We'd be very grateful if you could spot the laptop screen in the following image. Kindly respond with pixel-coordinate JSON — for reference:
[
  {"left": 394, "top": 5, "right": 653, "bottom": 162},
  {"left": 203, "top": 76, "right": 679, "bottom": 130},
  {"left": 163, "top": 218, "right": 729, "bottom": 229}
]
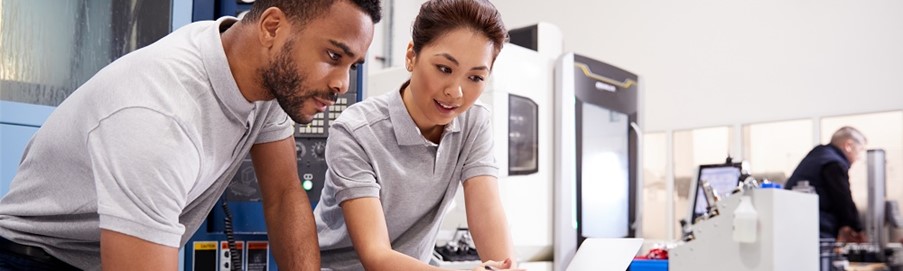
[{"left": 566, "top": 238, "right": 643, "bottom": 271}]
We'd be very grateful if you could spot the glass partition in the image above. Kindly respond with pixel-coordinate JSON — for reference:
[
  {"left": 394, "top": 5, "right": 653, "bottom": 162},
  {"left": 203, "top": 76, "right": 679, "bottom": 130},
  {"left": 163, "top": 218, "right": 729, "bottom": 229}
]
[
  {"left": 641, "top": 132, "right": 668, "bottom": 239},
  {"left": 0, "top": 0, "right": 170, "bottom": 106},
  {"left": 672, "top": 126, "right": 732, "bottom": 236},
  {"left": 742, "top": 119, "right": 814, "bottom": 184},
  {"left": 821, "top": 111, "right": 903, "bottom": 238}
]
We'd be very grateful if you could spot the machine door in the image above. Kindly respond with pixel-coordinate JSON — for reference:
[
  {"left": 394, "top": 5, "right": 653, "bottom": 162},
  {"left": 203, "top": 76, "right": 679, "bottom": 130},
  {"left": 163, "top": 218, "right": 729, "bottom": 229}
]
[{"left": 572, "top": 53, "right": 639, "bottom": 243}]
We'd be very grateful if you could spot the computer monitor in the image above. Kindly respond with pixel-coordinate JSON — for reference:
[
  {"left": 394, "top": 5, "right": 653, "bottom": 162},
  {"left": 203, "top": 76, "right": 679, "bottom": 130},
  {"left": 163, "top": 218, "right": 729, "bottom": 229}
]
[{"left": 689, "top": 163, "right": 742, "bottom": 224}]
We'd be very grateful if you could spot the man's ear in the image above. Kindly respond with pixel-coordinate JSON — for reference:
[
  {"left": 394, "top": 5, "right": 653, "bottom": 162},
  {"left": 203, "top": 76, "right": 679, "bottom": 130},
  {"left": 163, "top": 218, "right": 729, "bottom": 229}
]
[
  {"left": 257, "top": 7, "right": 288, "bottom": 49},
  {"left": 844, "top": 139, "right": 855, "bottom": 153}
]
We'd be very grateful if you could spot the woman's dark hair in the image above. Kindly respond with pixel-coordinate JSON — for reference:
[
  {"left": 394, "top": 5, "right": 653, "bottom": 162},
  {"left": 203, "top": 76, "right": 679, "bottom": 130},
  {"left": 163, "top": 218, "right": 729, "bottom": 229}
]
[{"left": 412, "top": 0, "right": 508, "bottom": 62}]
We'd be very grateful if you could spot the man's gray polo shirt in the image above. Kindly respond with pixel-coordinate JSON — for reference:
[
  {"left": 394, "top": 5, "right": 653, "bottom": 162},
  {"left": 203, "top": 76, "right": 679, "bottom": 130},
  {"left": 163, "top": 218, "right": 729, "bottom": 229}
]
[
  {"left": 314, "top": 88, "right": 498, "bottom": 270},
  {"left": 0, "top": 17, "right": 293, "bottom": 270}
]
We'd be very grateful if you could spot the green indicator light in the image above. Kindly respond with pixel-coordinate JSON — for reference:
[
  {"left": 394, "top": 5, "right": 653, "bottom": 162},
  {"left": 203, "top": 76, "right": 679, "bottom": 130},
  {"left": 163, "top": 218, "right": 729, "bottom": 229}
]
[{"left": 302, "top": 180, "right": 313, "bottom": 191}]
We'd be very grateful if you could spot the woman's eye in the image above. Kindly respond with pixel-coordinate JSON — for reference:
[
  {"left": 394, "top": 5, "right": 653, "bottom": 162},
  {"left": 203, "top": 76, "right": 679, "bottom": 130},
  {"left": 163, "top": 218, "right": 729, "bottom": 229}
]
[
  {"left": 437, "top": 65, "right": 452, "bottom": 74},
  {"left": 469, "top": 75, "right": 485, "bottom": 82}
]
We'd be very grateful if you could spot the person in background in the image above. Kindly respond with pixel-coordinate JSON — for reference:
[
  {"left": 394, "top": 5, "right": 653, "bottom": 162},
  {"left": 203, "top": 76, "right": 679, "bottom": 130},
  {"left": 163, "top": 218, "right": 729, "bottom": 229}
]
[
  {"left": 313, "top": 0, "right": 520, "bottom": 270},
  {"left": 785, "top": 126, "right": 868, "bottom": 242},
  {"left": 0, "top": 0, "right": 380, "bottom": 270}
]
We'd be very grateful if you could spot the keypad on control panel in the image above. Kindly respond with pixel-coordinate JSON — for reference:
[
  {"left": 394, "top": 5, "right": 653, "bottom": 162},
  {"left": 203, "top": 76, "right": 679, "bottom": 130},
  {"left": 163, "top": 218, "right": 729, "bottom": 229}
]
[{"left": 294, "top": 97, "right": 351, "bottom": 137}]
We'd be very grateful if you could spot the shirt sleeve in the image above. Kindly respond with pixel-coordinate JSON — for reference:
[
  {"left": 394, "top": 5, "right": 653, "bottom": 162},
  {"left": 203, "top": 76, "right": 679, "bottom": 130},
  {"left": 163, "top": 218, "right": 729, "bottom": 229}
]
[
  {"left": 461, "top": 115, "right": 499, "bottom": 182},
  {"left": 87, "top": 108, "right": 201, "bottom": 247},
  {"left": 821, "top": 162, "right": 863, "bottom": 232},
  {"left": 324, "top": 123, "right": 380, "bottom": 204},
  {"left": 254, "top": 106, "right": 294, "bottom": 144}
]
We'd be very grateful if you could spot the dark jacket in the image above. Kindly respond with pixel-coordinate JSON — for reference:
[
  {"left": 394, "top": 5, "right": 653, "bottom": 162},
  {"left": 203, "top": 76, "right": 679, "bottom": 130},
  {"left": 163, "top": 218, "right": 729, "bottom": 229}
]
[{"left": 785, "top": 144, "right": 860, "bottom": 239}]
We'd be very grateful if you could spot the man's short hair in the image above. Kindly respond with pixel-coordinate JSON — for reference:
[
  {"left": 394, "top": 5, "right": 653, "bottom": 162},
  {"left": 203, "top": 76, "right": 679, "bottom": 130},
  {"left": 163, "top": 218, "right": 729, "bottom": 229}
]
[
  {"left": 242, "top": 0, "right": 382, "bottom": 25},
  {"left": 830, "top": 126, "right": 867, "bottom": 146}
]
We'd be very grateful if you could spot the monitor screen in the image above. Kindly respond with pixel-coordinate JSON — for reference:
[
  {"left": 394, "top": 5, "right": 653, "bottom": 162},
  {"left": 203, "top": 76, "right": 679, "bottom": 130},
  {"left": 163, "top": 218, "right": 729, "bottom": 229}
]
[{"left": 690, "top": 164, "right": 742, "bottom": 223}]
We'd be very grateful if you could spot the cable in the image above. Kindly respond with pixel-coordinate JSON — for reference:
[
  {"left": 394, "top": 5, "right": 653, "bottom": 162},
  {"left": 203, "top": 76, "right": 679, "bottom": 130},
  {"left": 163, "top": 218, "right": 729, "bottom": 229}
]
[{"left": 222, "top": 201, "right": 242, "bottom": 271}]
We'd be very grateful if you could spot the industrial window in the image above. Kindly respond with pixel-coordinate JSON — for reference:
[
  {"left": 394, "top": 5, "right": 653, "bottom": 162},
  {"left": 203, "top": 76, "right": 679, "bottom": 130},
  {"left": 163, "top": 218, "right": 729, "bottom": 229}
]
[
  {"left": 641, "top": 132, "right": 668, "bottom": 239},
  {"left": 742, "top": 119, "right": 814, "bottom": 184},
  {"left": 821, "top": 111, "right": 903, "bottom": 239},
  {"left": 671, "top": 126, "right": 733, "bottom": 237}
]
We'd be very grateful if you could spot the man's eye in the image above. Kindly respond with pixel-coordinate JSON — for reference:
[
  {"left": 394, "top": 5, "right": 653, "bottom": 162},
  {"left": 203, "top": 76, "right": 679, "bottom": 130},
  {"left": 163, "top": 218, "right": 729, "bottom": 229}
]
[
  {"left": 328, "top": 51, "right": 340, "bottom": 61},
  {"left": 350, "top": 63, "right": 359, "bottom": 70}
]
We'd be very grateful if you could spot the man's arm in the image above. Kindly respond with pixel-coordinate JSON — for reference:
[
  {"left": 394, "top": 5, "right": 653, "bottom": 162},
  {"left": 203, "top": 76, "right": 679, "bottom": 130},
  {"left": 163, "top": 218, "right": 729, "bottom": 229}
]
[
  {"left": 101, "top": 230, "right": 178, "bottom": 270},
  {"left": 89, "top": 108, "right": 200, "bottom": 270},
  {"left": 821, "top": 162, "right": 864, "bottom": 232},
  {"left": 463, "top": 175, "right": 516, "bottom": 265},
  {"left": 251, "top": 137, "right": 319, "bottom": 270}
]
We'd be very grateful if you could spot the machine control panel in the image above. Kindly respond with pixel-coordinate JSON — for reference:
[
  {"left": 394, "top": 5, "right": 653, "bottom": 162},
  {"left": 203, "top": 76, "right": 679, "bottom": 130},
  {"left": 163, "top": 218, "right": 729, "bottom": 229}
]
[
  {"left": 220, "top": 241, "right": 244, "bottom": 271},
  {"left": 294, "top": 97, "right": 351, "bottom": 137},
  {"left": 294, "top": 93, "right": 357, "bottom": 206},
  {"left": 225, "top": 91, "right": 358, "bottom": 207}
]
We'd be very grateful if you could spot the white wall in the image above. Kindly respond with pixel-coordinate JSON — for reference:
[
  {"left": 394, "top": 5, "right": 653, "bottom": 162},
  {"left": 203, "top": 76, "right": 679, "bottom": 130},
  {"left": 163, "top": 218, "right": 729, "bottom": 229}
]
[
  {"left": 490, "top": 0, "right": 903, "bottom": 132},
  {"left": 369, "top": 0, "right": 903, "bottom": 253},
  {"left": 368, "top": 0, "right": 427, "bottom": 73}
]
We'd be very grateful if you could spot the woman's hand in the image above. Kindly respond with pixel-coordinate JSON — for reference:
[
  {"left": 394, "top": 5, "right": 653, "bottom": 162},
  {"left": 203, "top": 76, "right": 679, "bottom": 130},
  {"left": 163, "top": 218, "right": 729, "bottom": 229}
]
[{"left": 470, "top": 258, "right": 524, "bottom": 271}]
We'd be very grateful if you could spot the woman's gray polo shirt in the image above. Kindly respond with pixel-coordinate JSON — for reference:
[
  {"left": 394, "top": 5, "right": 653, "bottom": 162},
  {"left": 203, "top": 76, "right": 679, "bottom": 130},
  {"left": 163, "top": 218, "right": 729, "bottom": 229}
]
[{"left": 314, "top": 89, "right": 498, "bottom": 270}]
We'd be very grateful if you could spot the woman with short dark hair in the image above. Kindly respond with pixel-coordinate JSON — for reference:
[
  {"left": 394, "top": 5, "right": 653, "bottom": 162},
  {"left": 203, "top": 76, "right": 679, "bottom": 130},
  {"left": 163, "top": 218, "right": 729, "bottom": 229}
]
[{"left": 314, "top": 0, "right": 517, "bottom": 270}]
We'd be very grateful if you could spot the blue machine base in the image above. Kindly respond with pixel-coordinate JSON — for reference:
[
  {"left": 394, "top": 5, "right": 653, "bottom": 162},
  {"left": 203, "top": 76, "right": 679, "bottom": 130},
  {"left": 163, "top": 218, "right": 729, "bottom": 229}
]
[{"left": 184, "top": 198, "right": 278, "bottom": 271}]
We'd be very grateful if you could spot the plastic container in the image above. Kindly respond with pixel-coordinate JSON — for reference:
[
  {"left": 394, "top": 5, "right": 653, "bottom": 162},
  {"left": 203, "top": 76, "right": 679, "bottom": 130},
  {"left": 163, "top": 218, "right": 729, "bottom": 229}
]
[
  {"left": 792, "top": 180, "right": 816, "bottom": 194},
  {"left": 733, "top": 195, "right": 758, "bottom": 243},
  {"left": 629, "top": 259, "right": 668, "bottom": 271}
]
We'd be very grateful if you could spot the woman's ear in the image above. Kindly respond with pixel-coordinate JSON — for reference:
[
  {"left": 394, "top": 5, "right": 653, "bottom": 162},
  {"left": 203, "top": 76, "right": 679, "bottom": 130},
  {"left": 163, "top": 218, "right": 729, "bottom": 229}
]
[{"left": 405, "top": 41, "right": 416, "bottom": 72}]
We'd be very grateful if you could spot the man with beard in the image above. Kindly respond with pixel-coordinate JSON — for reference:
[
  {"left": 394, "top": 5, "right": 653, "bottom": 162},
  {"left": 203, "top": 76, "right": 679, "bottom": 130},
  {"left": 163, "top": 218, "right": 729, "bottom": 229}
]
[{"left": 0, "top": 0, "right": 380, "bottom": 270}]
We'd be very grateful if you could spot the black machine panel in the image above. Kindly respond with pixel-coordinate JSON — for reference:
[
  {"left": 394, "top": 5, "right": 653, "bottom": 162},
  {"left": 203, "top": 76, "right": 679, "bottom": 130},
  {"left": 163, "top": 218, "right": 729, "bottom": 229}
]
[
  {"left": 572, "top": 54, "right": 639, "bottom": 244},
  {"left": 225, "top": 74, "right": 360, "bottom": 208}
]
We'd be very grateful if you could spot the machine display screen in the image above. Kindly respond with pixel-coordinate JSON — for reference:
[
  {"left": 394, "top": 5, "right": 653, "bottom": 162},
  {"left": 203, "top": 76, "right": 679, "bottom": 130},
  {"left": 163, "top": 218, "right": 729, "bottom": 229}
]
[
  {"left": 508, "top": 94, "right": 538, "bottom": 175},
  {"left": 691, "top": 165, "right": 742, "bottom": 222},
  {"left": 579, "top": 101, "right": 629, "bottom": 238}
]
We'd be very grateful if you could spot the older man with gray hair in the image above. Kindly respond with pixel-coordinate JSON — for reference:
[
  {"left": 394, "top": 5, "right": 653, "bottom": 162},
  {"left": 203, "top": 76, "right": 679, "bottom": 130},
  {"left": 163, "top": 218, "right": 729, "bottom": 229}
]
[{"left": 785, "top": 126, "right": 868, "bottom": 242}]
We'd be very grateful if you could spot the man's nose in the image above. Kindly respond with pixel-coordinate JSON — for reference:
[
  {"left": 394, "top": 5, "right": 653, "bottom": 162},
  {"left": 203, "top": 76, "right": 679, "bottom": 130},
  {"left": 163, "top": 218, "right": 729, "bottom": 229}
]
[{"left": 328, "top": 71, "right": 350, "bottom": 97}]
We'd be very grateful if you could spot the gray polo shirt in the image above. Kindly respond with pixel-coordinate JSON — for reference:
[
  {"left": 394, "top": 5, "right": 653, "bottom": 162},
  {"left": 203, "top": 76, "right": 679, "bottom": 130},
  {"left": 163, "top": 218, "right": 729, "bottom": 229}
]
[
  {"left": 0, "top": 17, "right": 292, "bottom": 270},
  {"left": 314, "top": 88, "right": 498, "bottom": 270}
]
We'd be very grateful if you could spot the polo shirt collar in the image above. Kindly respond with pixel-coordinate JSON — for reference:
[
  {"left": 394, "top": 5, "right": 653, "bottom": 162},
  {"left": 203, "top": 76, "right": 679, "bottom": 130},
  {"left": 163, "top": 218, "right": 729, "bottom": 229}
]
[
  {"left": 201, "top": 17, "right": 254, "bottom": 123},
  {"left": 389, "top": 82, "right": 460, "bottom": 146}
]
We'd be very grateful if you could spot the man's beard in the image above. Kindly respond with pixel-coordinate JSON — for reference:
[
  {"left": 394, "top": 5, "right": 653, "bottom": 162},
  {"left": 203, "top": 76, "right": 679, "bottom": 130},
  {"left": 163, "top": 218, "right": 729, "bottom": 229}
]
[{"left": 261, "top": 40, "right": 336, "bottom": 124}]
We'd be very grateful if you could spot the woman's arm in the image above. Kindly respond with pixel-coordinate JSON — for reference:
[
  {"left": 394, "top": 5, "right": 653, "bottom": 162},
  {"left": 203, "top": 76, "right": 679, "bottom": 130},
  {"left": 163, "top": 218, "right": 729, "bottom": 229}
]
[
  {"left": 341, "top": 197, "right": 447, "bottom": 271},
  {"left": 463, "top": 175, "right": 516, "bottom": 267}
]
